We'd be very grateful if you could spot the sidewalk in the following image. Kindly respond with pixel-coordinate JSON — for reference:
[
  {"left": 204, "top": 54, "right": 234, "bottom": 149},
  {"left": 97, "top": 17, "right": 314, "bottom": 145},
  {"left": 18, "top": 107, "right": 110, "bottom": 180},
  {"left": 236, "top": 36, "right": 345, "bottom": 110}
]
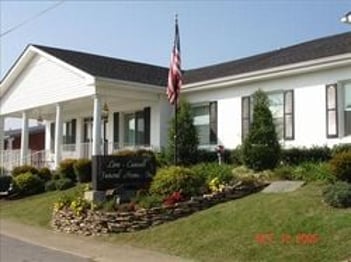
[{"left": 0, "top": 219, "right": 191, "bottom": 262}]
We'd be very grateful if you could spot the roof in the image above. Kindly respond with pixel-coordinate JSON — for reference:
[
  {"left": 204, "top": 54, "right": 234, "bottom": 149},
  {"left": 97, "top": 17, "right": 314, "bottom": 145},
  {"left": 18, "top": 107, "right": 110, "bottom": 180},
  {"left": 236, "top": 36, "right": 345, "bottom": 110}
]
[
  {"left": 4, "top": 31, "right": 351, "bottom": 88},
  {"left": 32, "top": 45, "right": 169, "bottom": 87},
  {"left": 183, "top": 31, "right": 351, "bottom": 84},
  {"left": 5, "top": 125, "right": 45, "bottom": 137}
]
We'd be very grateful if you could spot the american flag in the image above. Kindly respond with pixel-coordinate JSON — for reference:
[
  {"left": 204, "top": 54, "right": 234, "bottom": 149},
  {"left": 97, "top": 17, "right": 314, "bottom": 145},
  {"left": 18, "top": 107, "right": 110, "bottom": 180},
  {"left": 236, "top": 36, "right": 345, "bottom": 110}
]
[{"left": 167, "top": 17, "right": 182, "bottom": 105}]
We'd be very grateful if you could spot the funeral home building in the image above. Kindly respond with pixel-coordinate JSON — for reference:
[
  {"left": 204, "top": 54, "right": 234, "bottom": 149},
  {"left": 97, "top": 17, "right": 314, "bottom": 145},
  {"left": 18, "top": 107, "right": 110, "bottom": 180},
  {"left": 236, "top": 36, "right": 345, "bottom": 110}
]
[{"left": 1, "top": 31, "right": 351, "bottom": 169}]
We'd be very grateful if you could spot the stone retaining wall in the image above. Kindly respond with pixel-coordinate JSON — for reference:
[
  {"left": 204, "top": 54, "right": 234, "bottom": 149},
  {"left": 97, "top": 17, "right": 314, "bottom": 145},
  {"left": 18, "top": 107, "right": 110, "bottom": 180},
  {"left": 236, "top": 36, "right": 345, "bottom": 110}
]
[{"left": 52, "top": 182, "right": 268, "bottom": 236}]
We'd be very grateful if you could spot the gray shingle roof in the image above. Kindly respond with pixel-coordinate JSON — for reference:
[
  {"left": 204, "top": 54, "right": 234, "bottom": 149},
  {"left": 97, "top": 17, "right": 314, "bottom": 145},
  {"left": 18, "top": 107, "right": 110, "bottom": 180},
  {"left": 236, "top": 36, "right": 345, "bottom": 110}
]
[
  {"left": 33, "top": 45, "right": 169, "bottom": 87},
  {"left": 31, "top": 31, "right": 351, "bottom": 87},
  {"left": 183, "top": 31, "right": 351, "bottom": 84}
]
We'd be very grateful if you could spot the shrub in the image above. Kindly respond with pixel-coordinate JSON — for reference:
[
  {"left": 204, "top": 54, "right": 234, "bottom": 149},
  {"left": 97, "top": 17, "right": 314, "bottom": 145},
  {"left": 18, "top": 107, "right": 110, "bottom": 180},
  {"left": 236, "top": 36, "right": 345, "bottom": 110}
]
[
  {"left": 0, "top": 175, "right": 12, "bottom": 192},
  {"left": 292, "top": 162, "right": 334, "bottom": 182},
  {"left": 166, "top": 99, "right": 199, "bottom": 166},
  {"left": 150, "top": 166, "right": 205, "bottom": 197},
  {"left": 55, "top": 178, "right": 75, "bottom": 190},
  {"left": 13, "top": 172, "right": 44, "bottom": 196},
  {"left": 192, "top": 163, "right": 234, "bottom": 185},
  {"left": 155, "top": 150, "right": 170, "bottom": 168},
  {"left": 113, "top": 149, "right": 137, "bottom": 157},
  {"left": 135, "top": 194, "right": 163, "bottom": 209},
  {"left": 163, "top": 191, "right": 184, "bottom": 206},
  {"left": 12, "top": 165, "right": 39, "bottom": 177},
  {"left": 58, "top": 159, "right": 77, "bottom": 182},
  {"left": 331, "top": 143, "right": 351, "bottom": 156},
  {"left": 73, "top": 159, "right": 92, "bottom": 183},
  {"left": 242, "top": 90, "right": 281, "bottom": 171},
  {"left": 272, "top": 166, "right": 294, "bottom": 180},
  {"left": 37, "top": 167, "right": 52, "bottom": 182},
  {"left": 329, "top": 151, "right": 351, "bottom": 182},
  {"left": 45, "top": 180, "right": 57, "bottom": 191},
  {"left": 323, "top": 182, "right": 351, "bottom": 208},
  {"left": 281, "top": 146, "right": 331, "bottom": 166}
]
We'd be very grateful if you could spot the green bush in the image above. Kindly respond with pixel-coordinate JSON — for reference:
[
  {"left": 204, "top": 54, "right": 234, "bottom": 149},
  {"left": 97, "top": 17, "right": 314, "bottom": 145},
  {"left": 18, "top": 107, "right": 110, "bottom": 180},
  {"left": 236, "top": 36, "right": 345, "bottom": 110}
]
[
  {"left": 13, "top": 172, "right": 44, "bottom": 196},
  {"left": 292, "top": 162, "right": 334, "bottom": 182},
  {"left": 281, "top": 146, "right": 331, "bottom": 166},
  {"left": 73, "top": 159, "right": 92, "bottom": 183},
  {"left": 329, "top": 151, "right": 351, "bottom": 182},
  {"left": 331, "top": 143, "right": 351, "bottom": 156},
  {"left": 192, "top": 163, "right": 235, "bottom": 185},
  {"left": 242, "top": 90, "right": 281, "bottom": 171},
  {"left": 45, "top": 180, "right": 57, "bottom": 191},
  {"left": 58, "top": 159, "right": 77, "bottom": 182},
  {"left": 150, "top": 166, "right": 205, "bottom": 197},
  {"left": 37, "top": 167, "right": 52, "bottom": 182},
  {"left": 323, "top": 182, "right": 351, "bottom": 208},
  {"left": 166, "top": 99, "right": 199, "bottom": 166},
  {"left": 12, "top": 165, "right": 39, "bottom": 177},
  {"left": 0, "top": 175, "right": 12, "bottom": 192},
  {"left": 272, "top": 166, "right": 294, "bottom": 180},
  {"left": 135, "top": 194, "right": 163, "bottom": 209},
  {"left": 55, "top": 178, "right": 75, "bottom": 190}
]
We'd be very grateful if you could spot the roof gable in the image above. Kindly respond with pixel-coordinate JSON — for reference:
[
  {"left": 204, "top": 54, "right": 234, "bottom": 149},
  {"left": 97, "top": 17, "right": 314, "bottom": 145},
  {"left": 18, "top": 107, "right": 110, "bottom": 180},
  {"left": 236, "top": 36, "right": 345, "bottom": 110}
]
[{"left": 32, "top": 45, "right": 169, "bottom": 87}]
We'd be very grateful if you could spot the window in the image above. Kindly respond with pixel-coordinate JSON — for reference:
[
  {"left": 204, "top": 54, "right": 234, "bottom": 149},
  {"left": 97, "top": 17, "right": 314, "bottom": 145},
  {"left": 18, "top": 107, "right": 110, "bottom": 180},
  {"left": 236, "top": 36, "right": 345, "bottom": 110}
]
[
  {"left": 192, "top": 102, "right": 217, "bottom": 146},
  {"left": 123, "top": 108, "right": 150, "bottom": 147},
  {"left": 344, "top": 82, "right": 351, "bottom": 136},
  {"left": 241, "top": 90, "right": 294, "bottom": 141},
  {"left": 326, "top": 84, "right": 338, "bottom": 138},
  {"left": 63, "top": 119, "right": 76, "bottom": 145}
]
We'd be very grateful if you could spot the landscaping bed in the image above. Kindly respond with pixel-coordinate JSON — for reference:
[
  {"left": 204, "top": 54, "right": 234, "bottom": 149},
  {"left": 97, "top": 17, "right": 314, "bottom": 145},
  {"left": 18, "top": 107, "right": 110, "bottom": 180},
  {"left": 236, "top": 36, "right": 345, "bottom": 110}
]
[{"left": 52, "top": 181, "right": 267, "bottom": 236}]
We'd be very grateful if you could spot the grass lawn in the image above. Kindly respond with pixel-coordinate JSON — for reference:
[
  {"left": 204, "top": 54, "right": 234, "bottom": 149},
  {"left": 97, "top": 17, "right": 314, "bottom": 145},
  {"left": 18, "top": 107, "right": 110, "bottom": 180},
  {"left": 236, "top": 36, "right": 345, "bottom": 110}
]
[
  {"left": 0, "top": 186, "right": 82, "bottom": 228},
  {"left": 1, "top": 183, "right": 350, "bottom": 261}
]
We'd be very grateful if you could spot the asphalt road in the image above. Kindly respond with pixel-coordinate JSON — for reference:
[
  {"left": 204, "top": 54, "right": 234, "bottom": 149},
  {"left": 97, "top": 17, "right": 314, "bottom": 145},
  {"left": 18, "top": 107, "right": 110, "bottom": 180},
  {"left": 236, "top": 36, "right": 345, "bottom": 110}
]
[{"left": 0, "top": 234, "right": 93, "bottom": 262}]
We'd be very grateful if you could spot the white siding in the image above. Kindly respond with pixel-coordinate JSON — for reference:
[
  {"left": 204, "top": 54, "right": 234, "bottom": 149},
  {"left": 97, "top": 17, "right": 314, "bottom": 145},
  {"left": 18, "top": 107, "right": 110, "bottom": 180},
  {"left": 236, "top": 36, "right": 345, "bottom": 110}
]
[
  {"left": 185, "top": 64, "right": 351, "bottom": 149},
  {"left": 1, "top": 55, "right": 95, "bottom": 115}
]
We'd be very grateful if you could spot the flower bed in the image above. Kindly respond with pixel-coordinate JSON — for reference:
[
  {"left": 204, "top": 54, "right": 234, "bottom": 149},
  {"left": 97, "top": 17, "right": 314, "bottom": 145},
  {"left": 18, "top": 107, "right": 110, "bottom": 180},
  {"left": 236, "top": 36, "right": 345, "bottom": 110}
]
[{"left": 51, "top": 181, "right": 268, "bottom": 236}]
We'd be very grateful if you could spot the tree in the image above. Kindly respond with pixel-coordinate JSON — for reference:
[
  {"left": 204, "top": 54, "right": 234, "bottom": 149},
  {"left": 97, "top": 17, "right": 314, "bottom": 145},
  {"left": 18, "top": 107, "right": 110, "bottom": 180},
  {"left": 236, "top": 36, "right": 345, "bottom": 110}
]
[
  {"left": 242, "top": 89, "right": 281, "bottom": 171},
  {"left": 167, "top": 98, "right": 199, "bottom": 166}
]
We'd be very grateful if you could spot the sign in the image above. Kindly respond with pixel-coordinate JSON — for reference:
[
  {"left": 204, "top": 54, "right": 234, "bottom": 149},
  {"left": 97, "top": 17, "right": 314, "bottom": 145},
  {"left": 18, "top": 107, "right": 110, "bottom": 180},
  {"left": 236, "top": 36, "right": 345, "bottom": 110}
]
[{"left": 92, "top": 155, "right": 156, "bottom": 191}]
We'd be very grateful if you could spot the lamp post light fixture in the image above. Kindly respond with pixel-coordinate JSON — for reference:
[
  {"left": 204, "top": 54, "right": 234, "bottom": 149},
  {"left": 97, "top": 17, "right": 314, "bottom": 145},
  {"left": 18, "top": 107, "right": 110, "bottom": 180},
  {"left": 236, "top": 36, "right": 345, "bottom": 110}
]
[{"left": 341, "top": 11, "right": 351, "bottom": 24}]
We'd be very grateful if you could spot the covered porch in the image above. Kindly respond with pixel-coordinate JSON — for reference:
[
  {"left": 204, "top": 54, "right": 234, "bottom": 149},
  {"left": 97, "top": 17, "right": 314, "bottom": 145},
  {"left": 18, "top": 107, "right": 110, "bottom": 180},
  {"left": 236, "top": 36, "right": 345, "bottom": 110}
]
[{"left": 0, "top": 44, "right": 171, "bottom": 171}]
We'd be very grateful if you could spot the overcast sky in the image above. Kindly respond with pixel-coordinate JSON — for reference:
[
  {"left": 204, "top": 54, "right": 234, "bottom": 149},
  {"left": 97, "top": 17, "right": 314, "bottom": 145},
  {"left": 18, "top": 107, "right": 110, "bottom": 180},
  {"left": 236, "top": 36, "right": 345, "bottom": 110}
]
[{"left": 1, "top": 0, "right": 351, "bottom": 128}]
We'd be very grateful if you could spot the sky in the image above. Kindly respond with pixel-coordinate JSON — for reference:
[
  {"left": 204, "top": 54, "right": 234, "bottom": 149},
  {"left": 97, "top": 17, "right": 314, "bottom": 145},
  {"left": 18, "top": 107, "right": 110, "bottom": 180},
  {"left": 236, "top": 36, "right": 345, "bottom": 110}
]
[{"left": 0, "top": 0, "right": 351, "bottom": 128}]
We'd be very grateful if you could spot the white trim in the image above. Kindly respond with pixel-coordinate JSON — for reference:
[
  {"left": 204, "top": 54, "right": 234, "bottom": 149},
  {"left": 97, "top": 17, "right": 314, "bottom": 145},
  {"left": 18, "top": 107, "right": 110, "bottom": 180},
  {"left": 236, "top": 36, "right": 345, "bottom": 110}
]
[
  {"left": 183, "top": 53, "right": 351, "bottom": 92},
  {"left": 0, "top": 45, "right": 95, "bottom": 97},
  {"left": 95, "top": 77, "right": 165, "bottom": 93}
]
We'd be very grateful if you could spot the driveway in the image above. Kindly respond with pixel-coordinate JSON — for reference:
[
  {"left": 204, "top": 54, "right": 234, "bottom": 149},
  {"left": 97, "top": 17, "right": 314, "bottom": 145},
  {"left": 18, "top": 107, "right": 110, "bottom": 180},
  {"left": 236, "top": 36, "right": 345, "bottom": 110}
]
[{"left": 0, "top": 219, "right": 190, "bottom": 262}]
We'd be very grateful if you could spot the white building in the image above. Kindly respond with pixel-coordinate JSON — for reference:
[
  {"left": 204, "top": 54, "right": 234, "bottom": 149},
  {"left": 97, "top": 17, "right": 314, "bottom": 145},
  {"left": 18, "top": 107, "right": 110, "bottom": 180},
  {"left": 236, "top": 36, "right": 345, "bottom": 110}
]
[{"left": 1, "top": 31, "right": 351, "bottom": 169}]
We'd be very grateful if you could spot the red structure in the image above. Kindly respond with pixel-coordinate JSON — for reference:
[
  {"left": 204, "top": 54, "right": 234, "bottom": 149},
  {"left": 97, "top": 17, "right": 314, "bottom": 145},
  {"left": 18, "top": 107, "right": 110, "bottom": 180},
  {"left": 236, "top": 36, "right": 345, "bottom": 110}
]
[{"left": 4, "top": 125, "right": 45, "bottom": 151}]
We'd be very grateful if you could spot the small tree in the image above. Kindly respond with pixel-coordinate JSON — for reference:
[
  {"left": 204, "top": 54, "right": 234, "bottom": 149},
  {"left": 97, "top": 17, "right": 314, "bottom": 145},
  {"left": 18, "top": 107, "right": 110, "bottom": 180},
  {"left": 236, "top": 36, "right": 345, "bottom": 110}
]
[
  {"left": 167, "top": 98, "right": 199, "bottom": 166},
  {"left": 242, "top": 90, "right": 281, "bottom": 171}
]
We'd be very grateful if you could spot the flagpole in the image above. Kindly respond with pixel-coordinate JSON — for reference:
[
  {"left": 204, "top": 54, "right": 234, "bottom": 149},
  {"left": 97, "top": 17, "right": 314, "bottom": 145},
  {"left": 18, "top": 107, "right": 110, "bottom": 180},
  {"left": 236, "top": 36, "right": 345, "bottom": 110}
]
[
  {"left": 174, "top": 94, "right": 178, "bottom": 165},
  {"left": 174, "top": 14, "right": 178, "bottom": 166}
]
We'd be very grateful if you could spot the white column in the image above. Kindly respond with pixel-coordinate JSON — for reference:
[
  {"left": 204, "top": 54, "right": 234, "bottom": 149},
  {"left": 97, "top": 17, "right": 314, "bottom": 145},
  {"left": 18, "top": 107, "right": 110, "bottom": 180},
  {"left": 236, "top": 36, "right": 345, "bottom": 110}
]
[
  {"left": 76, "top": 117, "right": 83, "bottom": 158},
  {"left": 0, "top": 116, "right": 4, "bottom": 172},
  {"left": 119, "top": 112, "right": 124, "bottom": 149},
  {"left": 54, "top": 104, "right": 63, "bottom": 168},
  {"left": 92, "top": 96, "right": 102, "bottom": 155},
  {"left": 20, "top": 111, "right": 29, "bottom": 165}
]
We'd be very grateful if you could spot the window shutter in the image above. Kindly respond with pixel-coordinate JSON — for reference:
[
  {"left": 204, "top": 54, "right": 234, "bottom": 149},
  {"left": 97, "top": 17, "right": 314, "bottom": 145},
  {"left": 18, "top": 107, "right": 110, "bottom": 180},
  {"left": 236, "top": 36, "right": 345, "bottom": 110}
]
[
  {"left": 241, "top": 96, "right": 251, "bottom": 142},
  {"left": 283, "top": 90, "right": 294, "bottom": 140},
  {"left": 71, "top": 119, "right": 76, "bottom": 144},
  {"left": 209, "top": 102, "right": 217, "bottom": 144},
  {"left": 50, "top": 122, "right": 55, "bottom": 152},
  {"left": 144, "top": 107, "right": 151, "bottom": 146},
  {"left": 113, "top": 112, "right": 119, "bottom": 147},
  {"left": 326, "top": 84, "right": 338, "bottom": 138}
]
